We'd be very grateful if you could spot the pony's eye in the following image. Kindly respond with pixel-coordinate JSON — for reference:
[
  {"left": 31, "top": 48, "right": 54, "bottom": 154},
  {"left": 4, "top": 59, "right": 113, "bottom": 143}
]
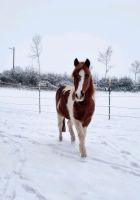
[
  {"left": 73, "top": 74, "right": 81, "bottom": 80},
  {"left": 76, "top": 75, "right": 81, "bottom": 80}
]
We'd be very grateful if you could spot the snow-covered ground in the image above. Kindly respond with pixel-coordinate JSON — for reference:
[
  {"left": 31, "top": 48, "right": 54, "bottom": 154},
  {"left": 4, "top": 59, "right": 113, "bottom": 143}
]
[{"left": 0, "top": 87, "right": 140, "bottom": 200}]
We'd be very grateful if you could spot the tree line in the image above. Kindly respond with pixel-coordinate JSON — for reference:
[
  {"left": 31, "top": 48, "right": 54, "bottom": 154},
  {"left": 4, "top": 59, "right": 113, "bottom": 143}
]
[
  {"left": 0, "top": 67, "right": 72, "bottom": 90},
  {"left": 1, "top": 35, "right": 140, "bottom": 91},
  {"left": 0, "top": 67, "right": 140, "bottom": 91}
]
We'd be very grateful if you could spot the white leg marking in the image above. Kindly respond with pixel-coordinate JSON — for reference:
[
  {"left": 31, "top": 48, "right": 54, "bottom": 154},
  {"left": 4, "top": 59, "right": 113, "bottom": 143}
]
[
  {"left": 74, "top": 120, "right": 87, "bottom": 157},
  {"left": 57, "top": 113, "right": 64, "bottom": 141},
  {"left": 67, "top": 120, "right": 75, "bottom": 142}
]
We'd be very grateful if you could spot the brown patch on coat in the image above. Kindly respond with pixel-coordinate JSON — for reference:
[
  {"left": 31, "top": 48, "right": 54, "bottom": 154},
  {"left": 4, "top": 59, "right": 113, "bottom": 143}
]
[
  {"left": 62, "top": 118, "right": 66, "bottom": 132},
  {"left": 73, "top": 97, "right": 95, "bottom": 127},
  {"left": 56, "top": 86, "right": 70, "bottom": 120}
]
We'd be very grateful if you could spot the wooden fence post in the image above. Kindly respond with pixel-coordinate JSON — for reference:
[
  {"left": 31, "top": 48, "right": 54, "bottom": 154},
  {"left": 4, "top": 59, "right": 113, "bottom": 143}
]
[
  {"left": 108, "top": 79, "right": 111, "bottom": 120},
  {"left": 38, "top": 82, "right": 41, "bottom": 113}
]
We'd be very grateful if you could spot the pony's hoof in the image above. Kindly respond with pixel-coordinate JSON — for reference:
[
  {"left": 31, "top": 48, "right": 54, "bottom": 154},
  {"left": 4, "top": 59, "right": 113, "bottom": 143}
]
[
  {"left": 59, "top": 136, "right": 63, "bottom": 141},
  {"left": 71, "top": 136, "right": 75, "bottom": 142},
  {"left": 81, "top": 152, "right": 87, "bottom": 158}
]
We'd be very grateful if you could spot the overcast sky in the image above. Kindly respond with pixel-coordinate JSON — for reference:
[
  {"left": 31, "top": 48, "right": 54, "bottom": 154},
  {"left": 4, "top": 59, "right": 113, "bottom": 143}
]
[{"left": 0, "top": 0, "right": 140, "bottom": 78}]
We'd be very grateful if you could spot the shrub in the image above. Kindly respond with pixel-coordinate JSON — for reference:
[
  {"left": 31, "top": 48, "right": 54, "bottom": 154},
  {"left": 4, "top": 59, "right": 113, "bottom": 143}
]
[{"left": 118, "top": 77, "right": 134, "bottom": 91}]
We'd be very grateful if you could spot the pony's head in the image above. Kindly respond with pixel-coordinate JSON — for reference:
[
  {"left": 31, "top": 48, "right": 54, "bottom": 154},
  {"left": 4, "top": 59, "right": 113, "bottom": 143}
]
[{"left": 72, "top": 58, "right": 92, "bottom": 102}]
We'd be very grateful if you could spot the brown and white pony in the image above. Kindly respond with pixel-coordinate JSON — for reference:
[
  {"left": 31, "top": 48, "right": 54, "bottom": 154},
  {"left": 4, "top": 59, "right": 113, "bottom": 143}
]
[{"left": 56, "top": 58, "right": 95, "bottom": 157}]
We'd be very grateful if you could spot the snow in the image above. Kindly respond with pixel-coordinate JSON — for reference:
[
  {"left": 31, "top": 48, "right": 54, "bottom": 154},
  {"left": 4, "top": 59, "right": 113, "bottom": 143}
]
[{"left": 0, "top": 87, "right": 140, "bottom": 200}]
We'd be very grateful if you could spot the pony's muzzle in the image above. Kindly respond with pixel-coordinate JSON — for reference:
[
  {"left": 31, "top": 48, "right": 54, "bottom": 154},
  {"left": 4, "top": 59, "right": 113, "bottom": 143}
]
[{"left": 75, "top": 91, "right": 85, "bottom": 100}]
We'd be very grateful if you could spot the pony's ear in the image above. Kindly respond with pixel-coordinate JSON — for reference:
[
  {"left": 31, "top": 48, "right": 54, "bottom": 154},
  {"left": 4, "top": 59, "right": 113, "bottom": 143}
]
[
  {"left": 85, "top": 59, "right": 90, "bottom": 68},
  {"left": 74, "top": 58, "right": 79, "bottom": 67}
]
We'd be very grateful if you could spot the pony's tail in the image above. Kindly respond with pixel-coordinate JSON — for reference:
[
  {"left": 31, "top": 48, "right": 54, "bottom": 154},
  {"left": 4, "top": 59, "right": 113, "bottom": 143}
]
[{"left": 62, "top": 118, "right": 66, "bottom": 132}]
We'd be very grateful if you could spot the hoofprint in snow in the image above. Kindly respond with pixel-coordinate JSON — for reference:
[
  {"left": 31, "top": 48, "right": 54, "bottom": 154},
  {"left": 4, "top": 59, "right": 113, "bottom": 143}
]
[{"left": 0, "top": 87, "right": 140, "bottom": 200}]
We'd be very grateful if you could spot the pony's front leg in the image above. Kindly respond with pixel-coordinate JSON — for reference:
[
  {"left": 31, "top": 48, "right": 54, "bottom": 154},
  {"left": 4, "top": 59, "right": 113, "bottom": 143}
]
[
  {"left": 57, "top": 113, "right": 65, "bottom": 141},
  {"left": 67, "top": 120, "right": 75, "bottom": 142},
  {"left": 74, "top": 120, "right": 87, "bottom": 157}
]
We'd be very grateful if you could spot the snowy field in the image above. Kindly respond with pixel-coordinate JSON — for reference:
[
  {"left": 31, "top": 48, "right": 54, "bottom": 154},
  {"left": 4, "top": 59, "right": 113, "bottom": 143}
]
[{"left": 0, "top": 87, "right": 140, "bottom": 200}]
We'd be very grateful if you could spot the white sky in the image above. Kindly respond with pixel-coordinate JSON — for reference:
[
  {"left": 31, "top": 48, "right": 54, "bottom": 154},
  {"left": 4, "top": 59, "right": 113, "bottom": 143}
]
[{"left": 0, "top": 0, "right": 140, "bottom": 78}]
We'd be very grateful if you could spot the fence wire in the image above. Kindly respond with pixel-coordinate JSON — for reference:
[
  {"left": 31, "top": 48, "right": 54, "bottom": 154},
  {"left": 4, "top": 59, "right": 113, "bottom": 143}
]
[
  {"left": 1, "top": 104, "right": 140, "bottom": 119},
  {"left": 0, "top": 83, "right": 140, "bottom": 119},
  {"left": 0, "top": 99, "right": 140, "bottom": 111}
]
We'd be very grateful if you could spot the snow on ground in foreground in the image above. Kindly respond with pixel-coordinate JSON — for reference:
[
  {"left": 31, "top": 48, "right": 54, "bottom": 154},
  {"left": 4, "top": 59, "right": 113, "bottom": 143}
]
[{"left": 0, "top": 87, "right": 140, "bottom": 200}]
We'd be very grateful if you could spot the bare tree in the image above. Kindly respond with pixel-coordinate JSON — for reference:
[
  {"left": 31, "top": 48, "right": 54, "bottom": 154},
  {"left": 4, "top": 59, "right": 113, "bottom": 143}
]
[
  {"left": 98, "top": 46, "right": 113, "bottom": 79},
  {"left": 130, "top": 60, "right": 140, "bottom": 82},
  {"left": 30, "top": 34, "right": 42, "bottom": 113},
  {"left": 31, "top": 35, "right": 42, "bottom": 77}
]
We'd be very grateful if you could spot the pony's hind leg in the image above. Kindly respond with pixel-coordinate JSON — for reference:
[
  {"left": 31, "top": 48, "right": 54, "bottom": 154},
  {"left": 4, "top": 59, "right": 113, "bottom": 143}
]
[
  {"left": 67, "top": 120, "right": 75, "bottom": 142},
  {"left": 57, "top": 113, "right": 65, "bottom": 141}
]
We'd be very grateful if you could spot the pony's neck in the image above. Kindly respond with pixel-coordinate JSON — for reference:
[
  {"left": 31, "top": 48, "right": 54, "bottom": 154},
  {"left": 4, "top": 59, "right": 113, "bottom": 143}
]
[{"left": 85, "top": 78, "right": 94, "bottom": 101}]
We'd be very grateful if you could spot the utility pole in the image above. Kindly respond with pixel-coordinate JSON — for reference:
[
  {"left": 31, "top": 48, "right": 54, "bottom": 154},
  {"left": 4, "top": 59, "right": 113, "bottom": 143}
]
[{"left": 9, "top": 47, "right": 15, "bottom": 70}]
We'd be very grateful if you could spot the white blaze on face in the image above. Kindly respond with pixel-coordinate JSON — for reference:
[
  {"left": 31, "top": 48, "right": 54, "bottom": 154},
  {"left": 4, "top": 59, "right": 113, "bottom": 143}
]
[{"left": 76, "top": 70, "right": 85, "bottom": 98}]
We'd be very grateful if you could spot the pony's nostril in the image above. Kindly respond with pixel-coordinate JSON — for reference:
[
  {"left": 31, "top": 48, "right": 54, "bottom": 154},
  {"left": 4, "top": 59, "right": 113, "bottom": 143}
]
[
  {"left": 81, "top": 91, "right": 84, "bottom": 97},
  {"left": 75, "top": 93, "right": 78, "bottom": 98},
  {"left": 75, "top": 92, "right": 84, "bottom": 99}
]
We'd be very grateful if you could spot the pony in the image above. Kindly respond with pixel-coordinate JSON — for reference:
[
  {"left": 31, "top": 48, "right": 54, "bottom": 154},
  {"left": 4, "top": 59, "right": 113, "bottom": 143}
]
[{"left": 56, "top": 58, "right": 95, "bottom": 157}]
